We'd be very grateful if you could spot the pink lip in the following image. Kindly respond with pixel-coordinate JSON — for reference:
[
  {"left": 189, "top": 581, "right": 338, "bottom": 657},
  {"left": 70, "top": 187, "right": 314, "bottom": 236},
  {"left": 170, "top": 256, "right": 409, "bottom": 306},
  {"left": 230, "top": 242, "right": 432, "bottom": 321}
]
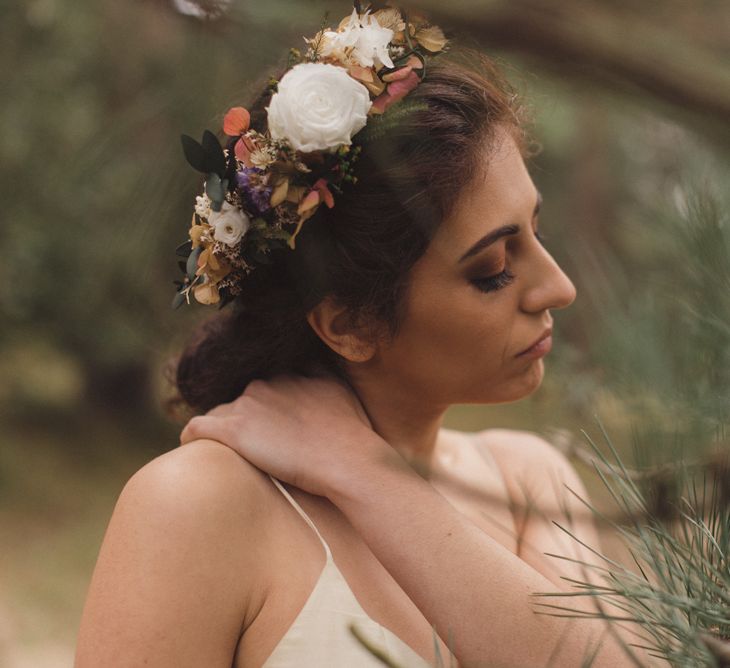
[{"left": 517, "top": 329, "right": 553, "bottom": 359}]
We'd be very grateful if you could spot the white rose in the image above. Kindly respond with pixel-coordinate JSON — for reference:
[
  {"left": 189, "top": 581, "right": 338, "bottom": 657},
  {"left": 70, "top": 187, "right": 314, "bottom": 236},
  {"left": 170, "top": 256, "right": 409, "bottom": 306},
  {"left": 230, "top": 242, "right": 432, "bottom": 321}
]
[
  {"left": 267, "top": 62, "right": 372, "bottom": 153},
  {"left": 208, "top": 201, "right": 249, "bottom": 246}
]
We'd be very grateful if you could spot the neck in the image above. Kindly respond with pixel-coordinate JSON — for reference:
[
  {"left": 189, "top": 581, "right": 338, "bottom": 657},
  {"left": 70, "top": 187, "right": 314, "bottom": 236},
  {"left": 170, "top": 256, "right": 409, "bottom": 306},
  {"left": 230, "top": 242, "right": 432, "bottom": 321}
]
[{"left": 345, "top": 365, "right": 449, "bottom": 479}]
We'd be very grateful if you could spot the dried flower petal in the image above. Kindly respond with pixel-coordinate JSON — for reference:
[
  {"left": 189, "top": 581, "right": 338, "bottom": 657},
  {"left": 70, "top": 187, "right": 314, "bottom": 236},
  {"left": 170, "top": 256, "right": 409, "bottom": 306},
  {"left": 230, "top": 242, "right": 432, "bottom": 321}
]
[
  {"left": 193, "top": 281, "right": 220, "bottom": 305},
  {"left": 371, "top": 69, "right": 420, "bottom": 114},
  {"left": 349, "top": 64, "right": 386, "bottom": 95},
  {"left": 349, "top": 64, "right": 376, "bottom": 84},
  {"left": 285, "top": 184, "right": 307, "bottom": 204},
  {"left": 313, "top": 178, "right": 335, "bottom": 209},
  {"left": 414, "top": 25, "right": 447, "bottom": 53},
  {"left": 348, "top": 65, "right": 385, "bottom": 97},
  {"left": 235, "top": 135, "right": 258, "bottom": 167},
  {"left": 223, "top": 107, "right": 251, "bottom": 136},
  {"left": 382, "top": 65, "right": 414, "bottom": 82},
  {"left": 189, "top": 223, "right": 208, "bottom": 249},
  {"left": 373, "top": 8, "right": 404, "bottom": 33},
  {"left": 297, "top": 189, "right": 320, "bottom": 215},
  {"left": 270, "top": 178, "right": 290, "bottom": 207}
]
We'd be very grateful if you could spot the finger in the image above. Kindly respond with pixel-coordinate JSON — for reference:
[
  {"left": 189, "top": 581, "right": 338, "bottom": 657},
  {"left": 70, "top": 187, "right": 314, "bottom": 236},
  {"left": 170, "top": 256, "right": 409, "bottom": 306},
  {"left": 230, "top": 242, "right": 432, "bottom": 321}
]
[
  {"left": 243, "top": 378, "right": 268, "bottom": 398},
  {"left": 180, "top": 415, "right": 233, "bottom": 446},
  {"left": 231, "top": 392, "right": 254, "bottom": 412},
  {"left": 205, "top": 400, "right": 236, "bottom": 418}
]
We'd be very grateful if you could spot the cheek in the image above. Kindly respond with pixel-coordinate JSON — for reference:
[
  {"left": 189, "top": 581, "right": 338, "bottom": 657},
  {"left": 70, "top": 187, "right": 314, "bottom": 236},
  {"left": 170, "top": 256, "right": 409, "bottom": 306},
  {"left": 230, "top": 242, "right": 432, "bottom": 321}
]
[
  {"left": 390, "top": 280, "right": 547, "bottom": 404},
  {"left": 399, "top": 283, "right": 516, "bottom": 378}
]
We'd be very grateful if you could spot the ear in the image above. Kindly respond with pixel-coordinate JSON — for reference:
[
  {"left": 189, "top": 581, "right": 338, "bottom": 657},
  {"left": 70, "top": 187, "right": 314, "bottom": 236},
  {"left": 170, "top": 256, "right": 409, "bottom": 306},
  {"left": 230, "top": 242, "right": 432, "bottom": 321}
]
[{"left": 306, "top": 296, "right": 377, "bottom": 363}]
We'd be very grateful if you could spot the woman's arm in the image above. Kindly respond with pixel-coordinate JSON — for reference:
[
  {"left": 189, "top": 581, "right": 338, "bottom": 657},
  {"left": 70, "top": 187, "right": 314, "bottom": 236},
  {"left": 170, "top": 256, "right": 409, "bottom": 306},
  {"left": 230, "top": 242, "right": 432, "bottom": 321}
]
[
  {"left": 75, "top": 440, "right": 270, "bottom": 667},
  {"left": 480, "top": 429, "right": 607, "bottom": 587},
  {"left": 324, "top": 436, "right": 651, "bottom": 667},
  {"left": 481, "top": 431, "right": 658, "bottom": 665}
]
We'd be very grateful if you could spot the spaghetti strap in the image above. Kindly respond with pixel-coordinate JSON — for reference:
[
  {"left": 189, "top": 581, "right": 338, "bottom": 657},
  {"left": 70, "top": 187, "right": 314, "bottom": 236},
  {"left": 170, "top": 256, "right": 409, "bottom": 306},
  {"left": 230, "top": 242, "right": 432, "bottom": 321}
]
[{"left": 268, "top": 474, "right": 333, "bottom": 560}]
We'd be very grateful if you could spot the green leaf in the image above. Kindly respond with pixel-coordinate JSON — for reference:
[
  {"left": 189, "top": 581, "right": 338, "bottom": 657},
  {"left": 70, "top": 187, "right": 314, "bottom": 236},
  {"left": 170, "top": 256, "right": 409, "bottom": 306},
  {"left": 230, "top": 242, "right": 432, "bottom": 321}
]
[
  {"left": 201, "top": 130, "right": 226, "bottom": 177},
  {"left": 175, "top": 239, "right": 193, "bottom": 257},
  {"left": 181, "top": 134, "right": 206, "bottom": 172}
]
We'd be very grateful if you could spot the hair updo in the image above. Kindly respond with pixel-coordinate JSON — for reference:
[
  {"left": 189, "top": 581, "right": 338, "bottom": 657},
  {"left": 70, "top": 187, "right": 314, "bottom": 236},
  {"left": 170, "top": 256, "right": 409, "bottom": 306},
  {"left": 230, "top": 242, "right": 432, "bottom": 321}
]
[{"left": 174, "top": 50, "right": 527, "bottom": 414}]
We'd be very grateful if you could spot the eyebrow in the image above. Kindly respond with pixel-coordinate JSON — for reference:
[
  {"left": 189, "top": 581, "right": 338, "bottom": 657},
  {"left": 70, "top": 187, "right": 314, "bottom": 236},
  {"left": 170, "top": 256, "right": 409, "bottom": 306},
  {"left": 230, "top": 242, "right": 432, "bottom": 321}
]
[{"left": 458, "top": 191, "right": 542, "bottom": 264}]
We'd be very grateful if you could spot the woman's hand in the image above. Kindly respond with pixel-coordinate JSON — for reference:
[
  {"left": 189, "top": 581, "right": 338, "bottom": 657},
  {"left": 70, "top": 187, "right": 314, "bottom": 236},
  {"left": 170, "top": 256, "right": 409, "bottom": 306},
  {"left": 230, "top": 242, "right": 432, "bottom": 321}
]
[{"left": 179, "top": 375, "right": 396, "bottom": 497}]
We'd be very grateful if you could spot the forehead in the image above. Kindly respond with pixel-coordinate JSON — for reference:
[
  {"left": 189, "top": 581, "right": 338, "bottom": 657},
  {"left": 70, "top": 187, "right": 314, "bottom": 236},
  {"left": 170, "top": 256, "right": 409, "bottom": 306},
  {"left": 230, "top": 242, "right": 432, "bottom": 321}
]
[{"left": 427, "top": 131, "right": 536, "bottom": 260}]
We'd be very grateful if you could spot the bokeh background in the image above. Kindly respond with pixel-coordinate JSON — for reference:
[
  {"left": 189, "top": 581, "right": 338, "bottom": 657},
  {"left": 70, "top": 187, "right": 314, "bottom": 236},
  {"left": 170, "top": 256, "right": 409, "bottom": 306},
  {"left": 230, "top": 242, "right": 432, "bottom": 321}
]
[{"left": 1, "top": 0, "right": 728, "bottom": 665}]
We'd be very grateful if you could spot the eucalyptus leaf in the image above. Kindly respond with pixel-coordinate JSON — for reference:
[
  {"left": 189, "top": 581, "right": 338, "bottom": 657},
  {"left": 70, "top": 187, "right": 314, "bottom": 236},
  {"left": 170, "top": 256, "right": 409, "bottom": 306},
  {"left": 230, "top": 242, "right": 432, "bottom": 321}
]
[
  {"left": 205, "top": 173, "right": 224, "bottom": 211},
  {"left": 181, "top": 134, "right": 206, "bottom": 172},
  {"left": 171, "top": 291, "right": 187, "bottom": 310},
  {"left": 186, "top": 246, "right": 202, "bottom": 280}
]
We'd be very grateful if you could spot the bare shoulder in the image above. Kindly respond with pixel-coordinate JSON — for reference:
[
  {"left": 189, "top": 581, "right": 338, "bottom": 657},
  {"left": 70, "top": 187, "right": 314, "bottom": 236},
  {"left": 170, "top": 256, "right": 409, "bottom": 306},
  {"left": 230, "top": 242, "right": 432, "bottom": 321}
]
[
  {"left": 126, "top": 438, "right": 273, "bottom": 517},
  {"left": 76, "top": 439, "right": 275, "bottom": 667},
  {"left": 118, "top": 439, "right": 277, "bottom": 555},
  {"left": 473, "top": 428, "right": 578, "bottom": 483},
  {"left": 116, "top": 437, "right": 278, "bottom": 600},
  {"left": 468, "top": 428, "right": 591, "bottom": 514}
]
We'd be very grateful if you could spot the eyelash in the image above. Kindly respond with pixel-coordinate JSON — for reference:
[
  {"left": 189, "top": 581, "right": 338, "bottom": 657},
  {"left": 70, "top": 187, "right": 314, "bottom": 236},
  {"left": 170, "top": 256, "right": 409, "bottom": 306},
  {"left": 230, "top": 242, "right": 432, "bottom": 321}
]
[
  {"left": 471, "top": 268, "right": 515, "bottom": 293},
  {"left": 470, "top": 230, "right": 544, "bottom": 293}
]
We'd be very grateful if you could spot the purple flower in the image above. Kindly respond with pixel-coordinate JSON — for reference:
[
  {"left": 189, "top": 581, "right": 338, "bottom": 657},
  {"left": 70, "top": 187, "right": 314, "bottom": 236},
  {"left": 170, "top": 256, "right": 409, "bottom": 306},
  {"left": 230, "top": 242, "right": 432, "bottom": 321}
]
[{"left": 236, "top": 167, "right": 272, "bottom": 214}]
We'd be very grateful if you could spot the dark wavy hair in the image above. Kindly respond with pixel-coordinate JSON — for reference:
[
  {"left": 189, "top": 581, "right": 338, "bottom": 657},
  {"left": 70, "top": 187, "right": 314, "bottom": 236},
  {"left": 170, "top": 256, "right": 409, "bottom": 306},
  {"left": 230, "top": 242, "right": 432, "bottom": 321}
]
[{"left": 173, "top": 51, "right": 527, "bottom": 414}]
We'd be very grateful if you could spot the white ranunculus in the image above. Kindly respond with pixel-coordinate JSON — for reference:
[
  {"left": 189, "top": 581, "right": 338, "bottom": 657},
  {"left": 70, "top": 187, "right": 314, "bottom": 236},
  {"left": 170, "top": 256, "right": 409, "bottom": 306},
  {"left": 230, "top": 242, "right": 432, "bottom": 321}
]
[
  {"left": 208, "top": 201, "right": 249, "bottom": 246},
  {"left": 320, "top": 9, "right": 394, "bottom": 69},
  {"left": 267, "top": 62, "right": 372, "bottom": 153}
]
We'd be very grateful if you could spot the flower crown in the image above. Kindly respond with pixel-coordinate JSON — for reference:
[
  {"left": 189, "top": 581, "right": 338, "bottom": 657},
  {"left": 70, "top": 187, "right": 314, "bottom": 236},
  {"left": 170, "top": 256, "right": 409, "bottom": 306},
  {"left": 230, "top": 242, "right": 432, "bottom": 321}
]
[{"left": 173, "top": 3, "right": 447, "bottom": 308}]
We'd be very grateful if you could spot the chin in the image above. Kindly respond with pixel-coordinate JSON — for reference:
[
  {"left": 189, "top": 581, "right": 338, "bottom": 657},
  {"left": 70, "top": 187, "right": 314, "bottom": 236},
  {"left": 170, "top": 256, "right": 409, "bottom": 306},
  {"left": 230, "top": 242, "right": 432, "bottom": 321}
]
[
  {"left": 514, "top": 359, "right": 545, "bottom": 399},
  {"left": 477, "top": 359, "right": 546, "bottom": 404}
]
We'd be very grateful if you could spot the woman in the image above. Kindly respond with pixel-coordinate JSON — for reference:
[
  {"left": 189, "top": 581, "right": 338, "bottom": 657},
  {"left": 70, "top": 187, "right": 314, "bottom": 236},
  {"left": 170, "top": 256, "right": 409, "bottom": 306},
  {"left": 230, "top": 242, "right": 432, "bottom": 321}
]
[{"left": 76, "top": 7, "right": 654, "bottom": 667}]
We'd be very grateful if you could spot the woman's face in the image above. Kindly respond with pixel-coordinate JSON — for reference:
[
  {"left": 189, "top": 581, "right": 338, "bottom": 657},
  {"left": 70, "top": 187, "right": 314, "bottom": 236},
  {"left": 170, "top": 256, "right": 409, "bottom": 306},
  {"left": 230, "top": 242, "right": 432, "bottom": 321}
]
[{"left": 370, "top": 128, "right": 576, "bottom": 406}]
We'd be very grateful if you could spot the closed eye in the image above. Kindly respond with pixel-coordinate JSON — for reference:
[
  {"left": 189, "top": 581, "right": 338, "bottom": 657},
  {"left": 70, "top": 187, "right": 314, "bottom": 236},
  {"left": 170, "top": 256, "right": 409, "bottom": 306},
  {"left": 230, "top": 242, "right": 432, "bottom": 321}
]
[{"left": 471, "top": 269, "right": 515, "bottom": 294}]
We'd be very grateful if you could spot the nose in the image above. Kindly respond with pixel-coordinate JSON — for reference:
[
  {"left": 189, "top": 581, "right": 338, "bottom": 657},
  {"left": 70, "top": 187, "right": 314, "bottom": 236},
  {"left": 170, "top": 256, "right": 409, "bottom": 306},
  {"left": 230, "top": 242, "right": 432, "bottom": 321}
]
[{"left": 520, "top": 244, "right": 577, "bottom": 313}]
